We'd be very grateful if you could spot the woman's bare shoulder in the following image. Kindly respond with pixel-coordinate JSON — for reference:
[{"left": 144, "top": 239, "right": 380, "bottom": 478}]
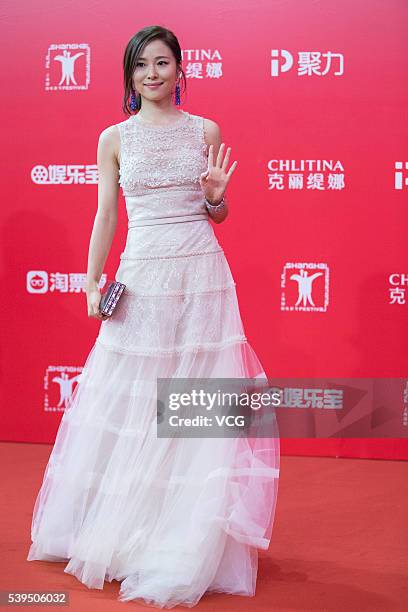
[
  {"left": 202, "top": 116, "right": 221, "bottom": 131},
  {"left": 99, "top": 120, "right": 127, "bottom": 142},
  {"left": 201, "top": 116, "right": 221, "bottom": 146},
  {"left": 98, "top": 121, "right": 126, "bottom": 164}
]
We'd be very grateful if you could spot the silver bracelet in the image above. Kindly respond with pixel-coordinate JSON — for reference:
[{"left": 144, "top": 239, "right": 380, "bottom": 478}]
[{"left": 205, "top": 196, "right": 226, "bottom": 213}]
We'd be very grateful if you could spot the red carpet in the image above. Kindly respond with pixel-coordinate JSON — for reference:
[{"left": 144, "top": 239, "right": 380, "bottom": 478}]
[{"left": 1, "top": 442, "right": 407, "bottom": 610}]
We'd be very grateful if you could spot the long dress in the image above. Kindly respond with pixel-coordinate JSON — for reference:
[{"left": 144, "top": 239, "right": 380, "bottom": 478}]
[{"left": 26, "top": 109, "right": 280, "bottom": 609}]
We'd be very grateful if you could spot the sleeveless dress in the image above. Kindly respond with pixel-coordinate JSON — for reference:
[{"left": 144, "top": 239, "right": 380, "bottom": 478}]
[{"left": 27, "top": 109, "right": 280, "bottom": 609}]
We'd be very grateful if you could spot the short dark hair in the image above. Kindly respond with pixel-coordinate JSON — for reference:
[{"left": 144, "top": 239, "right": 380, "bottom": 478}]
[{"left": 122, "top": 25, "right": 187, "bottom": 116}]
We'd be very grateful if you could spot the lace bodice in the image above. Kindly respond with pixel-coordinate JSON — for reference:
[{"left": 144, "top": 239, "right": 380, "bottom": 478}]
[{"left": 116, "top": 110, "right": 210, "bottom": 227}]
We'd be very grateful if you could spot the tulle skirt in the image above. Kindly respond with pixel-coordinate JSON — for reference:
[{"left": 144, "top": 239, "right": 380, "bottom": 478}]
[{"left": 27, "top": 219, "right": 280, "bottom": 608}]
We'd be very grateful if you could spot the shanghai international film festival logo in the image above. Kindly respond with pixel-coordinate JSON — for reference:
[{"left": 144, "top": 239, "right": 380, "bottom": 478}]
[
  {"left": 44, "top": 366, "right": 83, "bottom": 412},
  {"left": 281, "top": 262, "right": 329, "bottom": 312},
  {"left": 45, "top": 43, "right": 90, "bottom": 91}
]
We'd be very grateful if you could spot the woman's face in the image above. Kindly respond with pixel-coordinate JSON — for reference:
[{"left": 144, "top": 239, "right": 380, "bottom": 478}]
[{"left": 132, "top": 39, "right": 179, "bottom": 102}]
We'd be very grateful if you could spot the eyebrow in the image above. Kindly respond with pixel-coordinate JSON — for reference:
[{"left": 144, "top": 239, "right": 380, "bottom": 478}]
[{"left": 137, "top": 55, "right": 170, "bottom": 60}]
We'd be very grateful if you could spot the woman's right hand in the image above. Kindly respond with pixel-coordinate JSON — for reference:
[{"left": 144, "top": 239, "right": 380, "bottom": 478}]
[{"left": 86, "top": 285, "right": 109, "bottom": 321}]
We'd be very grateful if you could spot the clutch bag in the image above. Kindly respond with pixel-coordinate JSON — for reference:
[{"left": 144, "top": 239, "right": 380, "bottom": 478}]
[{"left": 98, "top": 280, "right": 126, "bottom": 317}]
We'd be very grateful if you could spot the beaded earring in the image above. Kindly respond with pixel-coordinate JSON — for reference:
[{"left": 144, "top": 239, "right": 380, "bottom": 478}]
[
  {"left": 175, "top": 82, "right": 180, "bottom": 106},
  {"left": 130, "top": 89, "right": 137, "bottom": 112}
]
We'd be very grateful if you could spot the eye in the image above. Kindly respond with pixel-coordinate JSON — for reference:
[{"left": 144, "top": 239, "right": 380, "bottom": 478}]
[{"left": 136, "top": 61, "right": 169, "bottom": 67}]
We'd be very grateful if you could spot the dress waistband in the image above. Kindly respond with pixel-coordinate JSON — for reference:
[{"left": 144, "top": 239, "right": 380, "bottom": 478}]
[{"left": 128, "top": 213, "right": 209, "bottom": 228}]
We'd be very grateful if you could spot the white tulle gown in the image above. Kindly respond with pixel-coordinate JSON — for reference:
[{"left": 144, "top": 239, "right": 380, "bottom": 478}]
[{"left": 27, "top": 109, "right": 280, "bottom": 608}]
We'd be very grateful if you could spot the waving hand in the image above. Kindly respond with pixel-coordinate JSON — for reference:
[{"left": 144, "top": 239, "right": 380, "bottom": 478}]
[{"left": 199, "top": 143, "right": 237, "bottom": 205}]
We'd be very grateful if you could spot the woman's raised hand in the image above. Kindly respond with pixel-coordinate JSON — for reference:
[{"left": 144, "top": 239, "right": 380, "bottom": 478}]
[{"left": 199, "top": 143, "right": 237, "bottom": 204}]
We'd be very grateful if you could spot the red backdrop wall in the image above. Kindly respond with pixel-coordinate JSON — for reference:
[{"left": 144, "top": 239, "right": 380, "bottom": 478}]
[{"left": 1, "top": 0, "right": 407, "bottom": 460}]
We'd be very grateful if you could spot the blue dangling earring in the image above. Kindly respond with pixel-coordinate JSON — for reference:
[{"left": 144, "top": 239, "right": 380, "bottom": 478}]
[
  {"left": 175, "top": 82, "right": 180, "bottom": 106},
  {"left": 130, "top": 89, "right": 137, "bottom": 112}
]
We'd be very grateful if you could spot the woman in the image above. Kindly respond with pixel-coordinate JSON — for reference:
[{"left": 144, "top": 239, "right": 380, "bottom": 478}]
[{"left": 27, "top": 25, "right": 280, "bottom": 608}]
